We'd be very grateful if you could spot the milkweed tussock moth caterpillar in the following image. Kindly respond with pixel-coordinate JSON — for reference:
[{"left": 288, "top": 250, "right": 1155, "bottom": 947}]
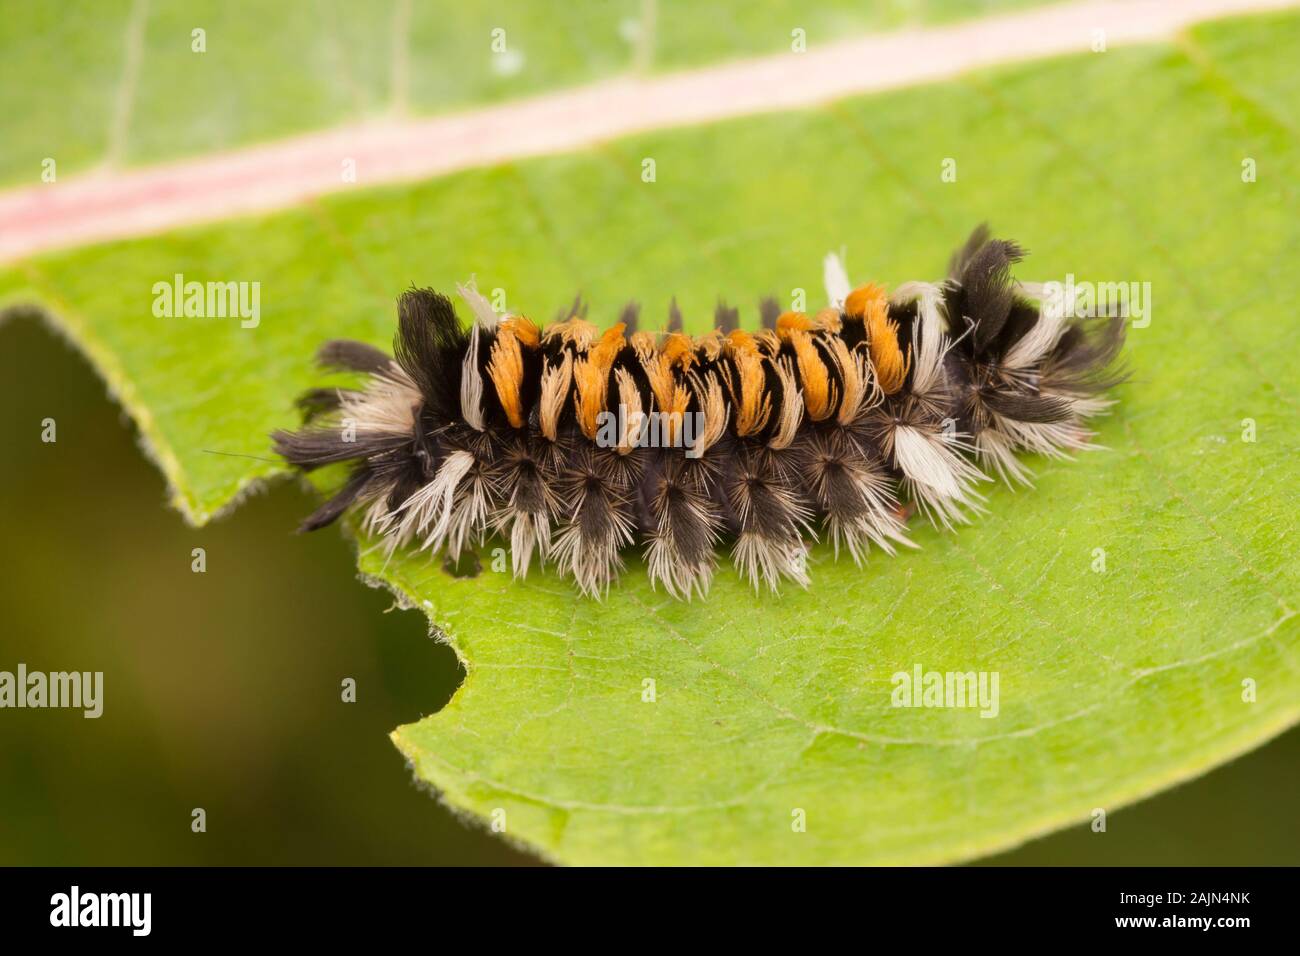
[{"left": 274, "top": 226, "right": 1126, "bottom": 599}]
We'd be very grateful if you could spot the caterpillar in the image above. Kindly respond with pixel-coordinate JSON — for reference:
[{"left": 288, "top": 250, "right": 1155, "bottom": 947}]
[{"left": 273, "top": 226, "right": 1126, "bottom": 599}]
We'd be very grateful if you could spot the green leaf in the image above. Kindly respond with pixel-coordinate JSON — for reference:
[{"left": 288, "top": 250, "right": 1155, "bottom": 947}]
[
  {"left": 3, "top": 11, "right": 1298, "bottom": 864},
  {"left": 0, "top": 0, "right": 1042, "bottom": 186}
]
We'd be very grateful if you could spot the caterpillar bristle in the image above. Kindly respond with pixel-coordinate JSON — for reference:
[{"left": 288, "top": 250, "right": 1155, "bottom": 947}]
[
  {"left": 714, "top": 301, "right": 739, "bottom": 333},
  {"left": 666, "top": 298, "right": 683, "bottom": 334},
  {"left": 274, "top": 226, "right": 1128, "bottom": 599},
  {"left": 316, "top": 339, "right": 393, "bottom": 375},
  {"left": 646, "top": 456, "right": 723, "bottom": 601}
]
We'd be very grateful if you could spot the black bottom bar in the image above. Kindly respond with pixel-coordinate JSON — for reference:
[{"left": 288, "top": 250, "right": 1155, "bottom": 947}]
[{"left": 0, "top": 866, "right": 1287, "bottom": 942}]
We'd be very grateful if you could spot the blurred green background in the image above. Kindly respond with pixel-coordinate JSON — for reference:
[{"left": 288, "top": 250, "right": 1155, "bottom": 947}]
[{"left": 0, "top": 314, "right": 1296, "bottom": 865}]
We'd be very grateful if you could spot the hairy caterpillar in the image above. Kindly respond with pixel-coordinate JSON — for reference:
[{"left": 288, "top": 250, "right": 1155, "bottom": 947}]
[{"left": 274, "top": 226, "right": 1125, "bottom": 599}]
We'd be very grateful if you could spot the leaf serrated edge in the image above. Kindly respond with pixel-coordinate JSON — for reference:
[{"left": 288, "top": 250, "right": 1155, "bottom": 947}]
[{"left": 0, "top": 286, "right": 281, "bottom": 526}]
